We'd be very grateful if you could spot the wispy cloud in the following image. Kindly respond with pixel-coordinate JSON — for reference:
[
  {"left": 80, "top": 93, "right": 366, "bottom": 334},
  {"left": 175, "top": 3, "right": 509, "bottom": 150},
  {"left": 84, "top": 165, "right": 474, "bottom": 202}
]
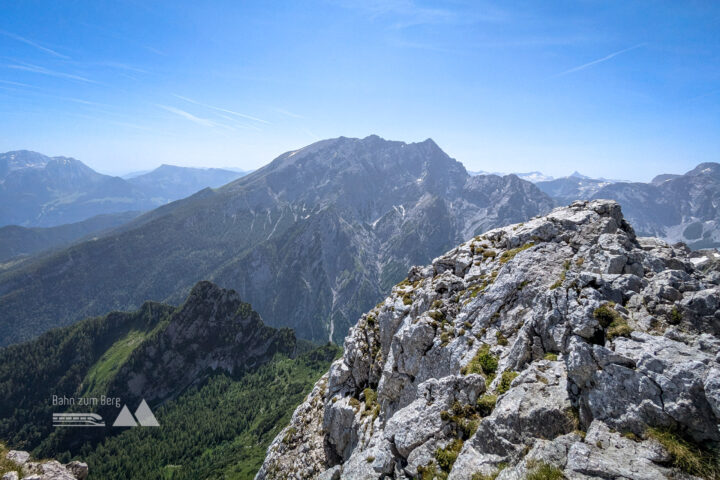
[
  {"left": 303, "top": 128, "right": 320, "bottom": 140},
  {"left": 0, "top": 79, "right": 34, "bottom": 88},
  {"left": 174, "top": 94, "right": 269, "bottom": 124},
  {"left": 554, "top": 43, "right": 646, "bottom": 77},
  {"left": 109, "top": 120, "right": 153, "bottom": 132},
  {"left": 214, "top": 112, "right": 262, "bottom": 131},
  {"left": 94, "top": 61, "right": 149, "bottom": 74},
  {"left": 390, "top": 39, "right": 465, "bottom": 54},
  {"left": 157, "top": 104, "right": 218, "bottom": 127},
  {"left": 7, "top": 62, "right": 98, "bottom": 83},
  {"left": 58, "top": 96, "right": 111, "bottom": 108},
  {"left": 273, "top": 107, "right": 305, "bottom": 119},
  {"left": 338, "top": 0, "right": 504, "bottom": 29},
  {"left": 0, "top": 29, "right": 70, "bottom": 59},
  {"left": 143, "top": 45, "right": 166, "bottom": 56}
]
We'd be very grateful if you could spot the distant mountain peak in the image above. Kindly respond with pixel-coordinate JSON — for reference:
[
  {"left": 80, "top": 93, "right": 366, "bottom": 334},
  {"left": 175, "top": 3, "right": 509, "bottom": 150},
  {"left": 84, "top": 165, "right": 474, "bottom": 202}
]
[
  {"left": 569, "top": 170, "right": 590, "bottom": 179},
  {"left": 686, "top": 162, "right": 720, "bottom": 177}
]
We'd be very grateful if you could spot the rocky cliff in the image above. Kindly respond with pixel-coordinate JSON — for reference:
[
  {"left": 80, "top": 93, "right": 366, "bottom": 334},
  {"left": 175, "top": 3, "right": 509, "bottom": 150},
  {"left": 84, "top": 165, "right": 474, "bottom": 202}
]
[{"left": 257, "top": 200, "right": 720, "bottom": 479}]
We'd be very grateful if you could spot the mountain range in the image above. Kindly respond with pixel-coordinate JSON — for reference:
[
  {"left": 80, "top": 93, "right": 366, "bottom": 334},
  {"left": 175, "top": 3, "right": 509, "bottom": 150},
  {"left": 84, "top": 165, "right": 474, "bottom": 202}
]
[
  {"left": 0, "top": 151, "right": 246, "bottom": 228},
  {"left": 1, "top": 136, "right": 719, "bottom": 480},
  {"left": 472, "top": 165, "right": 720, "bottom": 249},
  {"left": 0, "top": 136, "right": 554, "bottom": 347},
  {"left": 534, "top": 163, "right": 720, "bottom": 248},
  {"left": 1, "top": 140, "right": 718, "bottom": 349}
]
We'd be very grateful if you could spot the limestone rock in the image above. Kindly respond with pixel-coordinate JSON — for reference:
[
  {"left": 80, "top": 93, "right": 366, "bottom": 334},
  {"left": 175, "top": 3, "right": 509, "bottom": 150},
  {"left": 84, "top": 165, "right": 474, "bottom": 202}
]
[
  {"left": 257, "top": 200, "right": 720, "bottom": 480},
  {"left": 4, "top": 450, "right": 88, "bottom": 480}
]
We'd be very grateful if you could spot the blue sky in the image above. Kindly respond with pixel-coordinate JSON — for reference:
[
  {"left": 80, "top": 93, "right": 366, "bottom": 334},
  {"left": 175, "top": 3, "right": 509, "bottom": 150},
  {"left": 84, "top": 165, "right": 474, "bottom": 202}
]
[{"left": 0, "top": 1, "right": 718, "bottom": 180}]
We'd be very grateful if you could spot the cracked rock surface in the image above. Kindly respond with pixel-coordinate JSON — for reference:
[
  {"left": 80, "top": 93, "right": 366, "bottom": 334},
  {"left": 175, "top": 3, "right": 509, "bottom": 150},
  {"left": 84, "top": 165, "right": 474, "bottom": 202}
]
[
  {"left": 257, "top": 200, "right": 720, "bottom": 479},
  {"left": 3, "top": 449, "right": 87, "bottom": 480}
]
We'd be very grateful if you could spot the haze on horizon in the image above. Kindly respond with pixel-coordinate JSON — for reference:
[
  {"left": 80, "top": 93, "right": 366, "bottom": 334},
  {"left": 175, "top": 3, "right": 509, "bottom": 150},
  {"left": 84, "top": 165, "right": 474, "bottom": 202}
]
[{"left": 0, "top": 0, "right": 718, "bottom": 181}]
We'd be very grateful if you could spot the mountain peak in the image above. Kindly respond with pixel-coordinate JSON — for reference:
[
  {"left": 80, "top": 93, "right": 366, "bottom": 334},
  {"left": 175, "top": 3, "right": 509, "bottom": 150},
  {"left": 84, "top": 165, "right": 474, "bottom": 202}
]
[
  {"left": 108, "top": 281, "right": 297, "bottom": 404},
  {"left": 259, "top": 199, "right": 720, "bottom": 479},
  {"left": 569, "top": 170, "right": 590, "bottom": 179},
  {"left": 685, "top": 162, "right": 720, "bottom": 177},
  {"left": 232, "top": 135, "right": 470, "bottom": 215}
]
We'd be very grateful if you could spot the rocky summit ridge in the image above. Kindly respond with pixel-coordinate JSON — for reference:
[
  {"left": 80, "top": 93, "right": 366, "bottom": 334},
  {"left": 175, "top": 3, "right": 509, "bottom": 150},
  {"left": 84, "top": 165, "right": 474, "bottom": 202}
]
[{"left": 257, "top": 200, "right": 720, "bottom": 480}]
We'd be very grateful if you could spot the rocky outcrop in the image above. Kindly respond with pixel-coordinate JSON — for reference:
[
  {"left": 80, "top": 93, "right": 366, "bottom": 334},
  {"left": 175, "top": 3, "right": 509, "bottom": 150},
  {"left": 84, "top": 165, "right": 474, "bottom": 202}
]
[
  {"left": 106, "top": 281, "right": 299, "bottom": 405},
  {"left": 2, "top": 449, "right": 87, "bottom": 480},
  {"left": 257, "top": 200, "right": 720, "bottom": 479}
]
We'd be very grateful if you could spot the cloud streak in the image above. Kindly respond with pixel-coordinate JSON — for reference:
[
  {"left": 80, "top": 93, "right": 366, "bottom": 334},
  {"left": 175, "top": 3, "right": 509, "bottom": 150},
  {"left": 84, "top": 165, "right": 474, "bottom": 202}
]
[
  {"left": 0, "top": 29, "right": 70, "bottom": 59},
  {"left": 0, "top": 79, "right": 34, "bottom": 88},
  {"left": 273, "top": 107, "right": 305, "bottom": 119},
  {"left": 554, "top": 43, "right": 646, "bottom": 77},
  {"left": 157, "top": 104, "right": 218, "bottom": 127},
  {"left": 173, "top": 94, "right": 269, "bottom": 124},
  {"left": 7, "top": 62, "right": 98, "bottom": 83}
]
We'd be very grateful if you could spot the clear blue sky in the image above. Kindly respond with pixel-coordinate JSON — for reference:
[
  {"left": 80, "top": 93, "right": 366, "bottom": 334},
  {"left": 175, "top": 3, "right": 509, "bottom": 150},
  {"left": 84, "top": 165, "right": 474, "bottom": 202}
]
[{"left": 0, "top": 1, "right": 718, "bottom": 180}]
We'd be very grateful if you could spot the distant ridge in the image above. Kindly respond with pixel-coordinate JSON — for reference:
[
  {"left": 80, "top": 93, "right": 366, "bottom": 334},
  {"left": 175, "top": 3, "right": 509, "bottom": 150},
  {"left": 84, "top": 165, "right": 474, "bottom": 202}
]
[{"left": 0, "top": 135, "right": 553, "bottom": 346}]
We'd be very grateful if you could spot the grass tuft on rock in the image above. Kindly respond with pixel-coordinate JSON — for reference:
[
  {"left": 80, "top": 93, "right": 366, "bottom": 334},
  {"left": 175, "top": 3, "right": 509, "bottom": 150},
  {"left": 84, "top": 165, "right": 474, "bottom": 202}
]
[
  {"left": 593, "top": 302, "right": 632, "bottom": 340},
  {"left": 525, "top": 460, "right": 564, "bottom": 480},
  {"left": 499, "top": 242, "right": 534, "bottom": 264},
  {"left": 669, "top": 307, "right": 683, "bottom": 325},
  {"left": 0, "top": 442, "right": 23, "bottom": 478},
  {"left": 461, "top": 344, "right": 498, "bottom": 376},
  {"left": 476, "top": 394, "right": 497, "bottom": 417},
  {"left": 435, "top": 439, "right": 464, "bottom": 473},
  {"left": 497, "top": 370, "right": 518, "bottom": 394},
  {"left": 647, "top": 428, "right": 720, "bottom": 479}
]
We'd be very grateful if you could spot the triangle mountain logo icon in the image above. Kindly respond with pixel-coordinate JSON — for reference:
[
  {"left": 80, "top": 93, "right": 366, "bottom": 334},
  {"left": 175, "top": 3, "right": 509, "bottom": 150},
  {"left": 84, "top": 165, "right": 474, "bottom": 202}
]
[
  {"left": 112, "top": 405, "right": 138, "bottom": 427},
  {"left": 112, "top": 399, "right": 159, "bottom": 427},
  {"left": 134, "top": 399, "right": 160, "bottom": 427}
]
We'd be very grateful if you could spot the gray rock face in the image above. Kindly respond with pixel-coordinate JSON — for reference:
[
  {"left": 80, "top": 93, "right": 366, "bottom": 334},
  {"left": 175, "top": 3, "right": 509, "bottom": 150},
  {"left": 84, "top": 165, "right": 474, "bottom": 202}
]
[
  {"left": 3, "top": 450, "right": 86, "bottom": 480},
  {"left": 257, "top": 200, "right": 720, "bottom": 479}
]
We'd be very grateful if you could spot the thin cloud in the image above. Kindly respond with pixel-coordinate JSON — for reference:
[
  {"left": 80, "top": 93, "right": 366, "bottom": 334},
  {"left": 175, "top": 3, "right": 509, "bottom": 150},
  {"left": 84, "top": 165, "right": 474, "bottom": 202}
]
[
  {"left": 173, "top": 94, "right": 269, "bottom": 124},
  {"left": 0, "top": 79, "right": 34, "bottom": 88},
  {"left": 0, "top": 29, "right": 70, "bottom": 59},
  {"left": 338, "top": 0, "right": 505, "bottom": 29},
  {"left": 157, "top": 104, "right": 218, "bottom": 127},
  {"left": 58, "top": 96, "right": 111, "bottom": 108},
  {"left": 215, "top": 112, "right": 262, "bottom": 131},
  {"left": 109, "top": 120, "right": 153, "bottom": 132},
  {"left": 554, "top": 43, "right": 646, "bottom": 77},
  {"left": 143, "top": 45, "right": 166, "bottom": 56},
  {"left": 303, "top": 128, "right": 320, "bottom": 140},
  {"left": 273, "top": 107, "right": 305, "bottom": 119},
  {"left": 7, "top": 62, "right": 98, "bottom": 84},
  {"left": 94, "top": 61, "right": 149, "bottom": 74}
]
